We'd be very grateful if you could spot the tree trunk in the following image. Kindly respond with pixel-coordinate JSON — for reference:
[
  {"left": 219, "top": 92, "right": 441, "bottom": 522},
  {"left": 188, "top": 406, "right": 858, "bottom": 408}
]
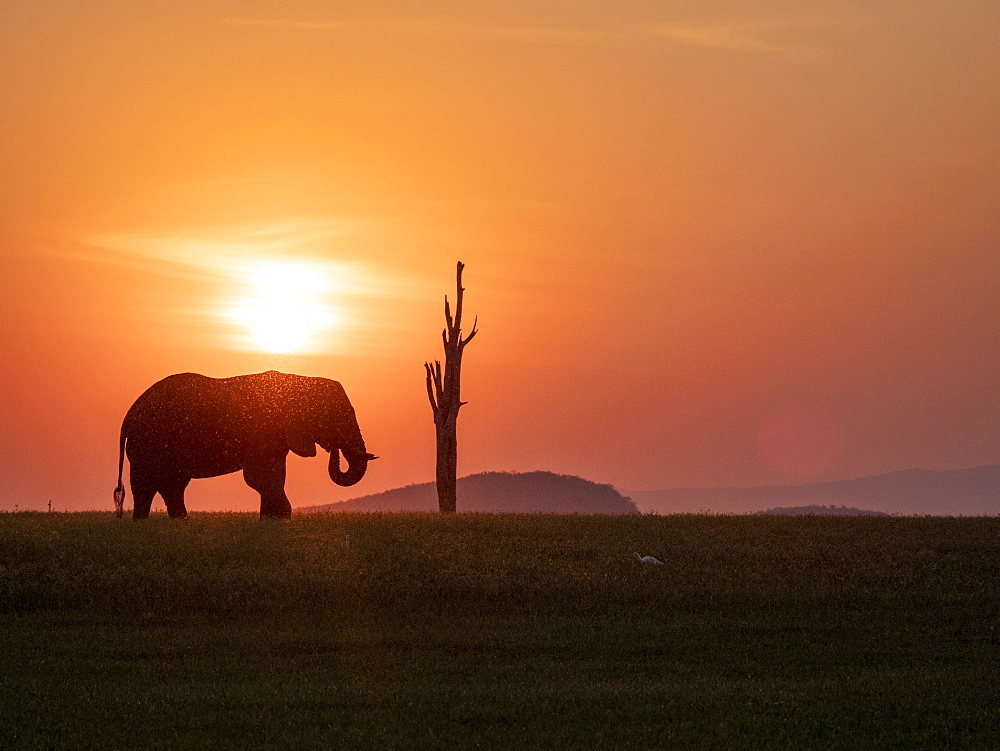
[
  {"left": 435, "top": 431, "right": 458, "bottom": 514},
  {"left": 425, "top": 262, "right": 477, "bottom": 513}
]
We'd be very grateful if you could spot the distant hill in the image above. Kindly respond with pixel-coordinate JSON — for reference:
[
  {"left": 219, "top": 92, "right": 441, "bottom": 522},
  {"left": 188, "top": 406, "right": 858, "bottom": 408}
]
[
  {"left": 626, "top": 465, "right": 1000, "bottom": 516},
  {"left": 299, "top": 471, "right": 639, "bottom": 514},
  {"left": 755, "top": 505, "right": 889, "bottom": 517}
]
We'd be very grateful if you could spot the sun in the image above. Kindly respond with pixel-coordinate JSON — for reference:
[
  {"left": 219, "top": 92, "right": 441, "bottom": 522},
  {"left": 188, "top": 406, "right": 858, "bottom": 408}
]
[
  {"left": 229, "top": 258, "right": 338, "bottom": 353},
  {"left": 251, "top": 300, "right": 312, "bottom": 353}
]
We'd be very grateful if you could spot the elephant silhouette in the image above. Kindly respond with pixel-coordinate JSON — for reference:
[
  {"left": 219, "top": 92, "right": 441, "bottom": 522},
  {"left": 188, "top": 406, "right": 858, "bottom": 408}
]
[{"left": 114, "top": 371, "right": 375, "bottom": 519}]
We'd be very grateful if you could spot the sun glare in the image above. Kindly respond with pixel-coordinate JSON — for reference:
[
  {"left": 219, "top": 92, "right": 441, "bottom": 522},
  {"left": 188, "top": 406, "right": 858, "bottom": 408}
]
[
  {"left": 209, "top": 252, "right": 358, "bottom": 354},
  {"left": 249, "top": 262, "right": 327, "bottom": 297},
  {"left": 241, "top": 260, "right": 330, "bottom": 353},
  {"left": 251, "top": 300, "right": 312, "bottom": 353}
]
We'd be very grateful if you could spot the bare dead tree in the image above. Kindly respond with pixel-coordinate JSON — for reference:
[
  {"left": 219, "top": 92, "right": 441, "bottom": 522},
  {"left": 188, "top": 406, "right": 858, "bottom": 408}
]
[{"left": 424, "top": 262, "right": 478, "bottom": 513}]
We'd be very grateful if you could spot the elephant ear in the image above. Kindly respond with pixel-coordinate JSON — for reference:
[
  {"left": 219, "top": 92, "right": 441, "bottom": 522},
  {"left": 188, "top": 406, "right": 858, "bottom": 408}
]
[{"left": 285, "top": 422, "right": 317, "bottom": 458}]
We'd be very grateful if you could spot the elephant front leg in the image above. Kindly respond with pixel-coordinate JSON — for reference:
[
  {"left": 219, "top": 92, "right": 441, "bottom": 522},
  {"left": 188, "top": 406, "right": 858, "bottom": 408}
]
[{"left": 243, "top": 452, "right": 292, "bottom": 520}]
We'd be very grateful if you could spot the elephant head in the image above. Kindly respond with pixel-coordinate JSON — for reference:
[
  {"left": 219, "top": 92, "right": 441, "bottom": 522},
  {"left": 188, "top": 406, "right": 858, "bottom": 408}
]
[{"left": 284, "top": 375, "right": 375, "bottom": 487}]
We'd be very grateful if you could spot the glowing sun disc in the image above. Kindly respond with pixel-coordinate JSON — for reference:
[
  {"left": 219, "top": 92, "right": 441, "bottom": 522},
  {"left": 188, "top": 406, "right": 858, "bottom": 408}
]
[{"left": 252, "top": 300, "right": 311, "bottom": 353}]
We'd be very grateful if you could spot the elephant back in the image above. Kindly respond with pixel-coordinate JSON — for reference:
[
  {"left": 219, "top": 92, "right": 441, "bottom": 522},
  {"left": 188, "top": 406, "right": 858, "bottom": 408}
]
[{"left": 124, "top": 373, "right": 248, "bottom": 466}]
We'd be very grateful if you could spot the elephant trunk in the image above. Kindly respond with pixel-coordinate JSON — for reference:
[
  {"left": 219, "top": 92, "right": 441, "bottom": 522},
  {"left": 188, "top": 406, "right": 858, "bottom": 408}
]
[{"left": 328, "top": 447, "right": 370, "bottom": 487}]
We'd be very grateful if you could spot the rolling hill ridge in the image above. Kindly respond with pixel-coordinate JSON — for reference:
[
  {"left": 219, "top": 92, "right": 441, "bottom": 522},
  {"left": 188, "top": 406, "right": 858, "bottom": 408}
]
[
  {"left": 298, "top": 471, "right": 638, "bottom": 514},
  {"left": 627, "top": 465, "right": 1000, "bottom": 516}
]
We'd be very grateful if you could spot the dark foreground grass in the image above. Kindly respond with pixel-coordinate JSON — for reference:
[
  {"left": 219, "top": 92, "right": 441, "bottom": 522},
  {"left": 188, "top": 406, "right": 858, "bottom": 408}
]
[{"left": 1, "top": 513, "right": 998, "bottom": 748}]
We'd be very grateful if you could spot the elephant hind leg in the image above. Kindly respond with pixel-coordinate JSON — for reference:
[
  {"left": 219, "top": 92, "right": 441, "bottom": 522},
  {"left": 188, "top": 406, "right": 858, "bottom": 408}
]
[
  {"left": 130, "top": 473, "right": 156, "bottom": 520},
  {"left": 159, "top": 478, "right": 191, "bottom": 519}
]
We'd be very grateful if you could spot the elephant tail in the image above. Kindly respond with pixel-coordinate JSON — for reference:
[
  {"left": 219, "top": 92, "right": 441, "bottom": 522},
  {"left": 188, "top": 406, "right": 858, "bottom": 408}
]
[{"left": 114, "top": 420, "right": 127, "bottom": 519}]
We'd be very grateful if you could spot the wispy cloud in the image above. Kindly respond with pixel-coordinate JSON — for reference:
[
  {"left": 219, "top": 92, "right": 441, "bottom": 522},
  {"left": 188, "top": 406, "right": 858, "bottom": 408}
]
[
  {"left": 222, "top": 16, "right": 606, "bottom": 46},
  {"left": 85, "top": 219, "right": 414, "bottom": 301},
  {"left": 648, "top": 24, "right": 788, "bottom": 55},
  {"left": 80, "top": 220, "right": 417, "bottom": 353},
  {"left": 222, "top": 18, "right": 348, "bottom": 31},
  {"left": 81, "top": 221, "right": 356, "bottom": 292},
  {"left": 645, "top": 18, "right": 832, "bottom": 57},
  {"left": 441, "top": 23, "right": 605, "bottom": 46},
  {"left": 90, "top": 220, "right": 354, "bottom": 275},
  {"left": 222, "top": 14, "right": 832, "bottom": 56}
]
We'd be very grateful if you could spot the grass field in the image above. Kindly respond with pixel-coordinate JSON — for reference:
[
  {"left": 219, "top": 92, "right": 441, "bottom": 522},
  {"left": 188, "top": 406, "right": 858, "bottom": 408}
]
[{"left": 1, "top": 512, "right": 998, "bottom": 748}]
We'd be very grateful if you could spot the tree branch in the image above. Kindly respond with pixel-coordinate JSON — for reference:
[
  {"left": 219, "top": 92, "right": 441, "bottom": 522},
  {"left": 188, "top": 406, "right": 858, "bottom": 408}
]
[
  {"left": 424, "top": 362, "right": 438, "bottom": 413},
  {"left": 431, "top": 361, "right": 444, "bottom": 404},
  {"left": 444, "top": 296, "right": 454, "bottom": 334},
  {"left": 453, "top": 263, "right": 465, "bottom": 335},
  {"left": 460, "top": 316, "right": 478, "bottom": 348}
]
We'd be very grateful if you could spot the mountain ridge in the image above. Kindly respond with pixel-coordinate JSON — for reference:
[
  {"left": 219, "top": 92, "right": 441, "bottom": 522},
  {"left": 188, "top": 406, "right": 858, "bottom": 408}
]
[
  {"left": 626, "top": 464, "right": 1000, "bottom": 515},
  {"left": 298, "top": 471, "right": 638, "bottom": 515}
]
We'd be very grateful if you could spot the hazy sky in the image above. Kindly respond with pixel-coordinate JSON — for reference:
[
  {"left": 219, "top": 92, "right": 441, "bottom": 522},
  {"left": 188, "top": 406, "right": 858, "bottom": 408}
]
[{"left": 2, "top": 1, "right": 998, "bottom": 511}]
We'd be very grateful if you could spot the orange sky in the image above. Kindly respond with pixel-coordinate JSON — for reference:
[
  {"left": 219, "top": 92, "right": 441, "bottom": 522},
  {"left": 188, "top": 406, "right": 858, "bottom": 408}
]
[{"left": 2, "top": 2, "right": 998, "bottom": 511}]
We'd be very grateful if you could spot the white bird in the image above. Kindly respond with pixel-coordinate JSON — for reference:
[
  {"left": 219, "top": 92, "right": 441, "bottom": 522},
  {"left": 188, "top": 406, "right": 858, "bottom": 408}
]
[{"left": 633, "top": 552, "right": 664, "bottom": 565}]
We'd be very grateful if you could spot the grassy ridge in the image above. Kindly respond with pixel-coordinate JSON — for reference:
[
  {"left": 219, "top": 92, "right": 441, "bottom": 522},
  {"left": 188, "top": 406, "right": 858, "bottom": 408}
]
[{"left": 2, "top": 513, "right": 999, "bottom": 748}]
